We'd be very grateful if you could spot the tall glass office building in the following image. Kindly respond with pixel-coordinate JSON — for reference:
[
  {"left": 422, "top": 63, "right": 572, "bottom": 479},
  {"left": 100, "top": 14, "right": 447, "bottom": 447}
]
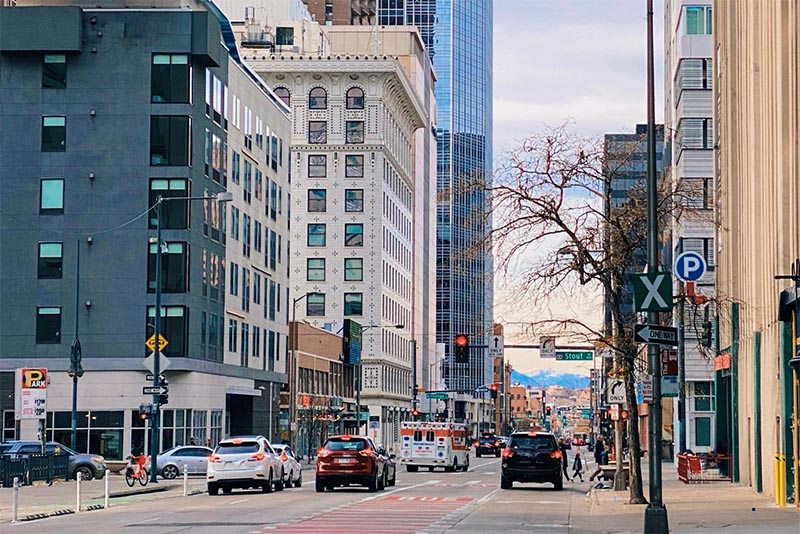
[{"left": 378, "top": 0, "right": 494, "bottom": 406}]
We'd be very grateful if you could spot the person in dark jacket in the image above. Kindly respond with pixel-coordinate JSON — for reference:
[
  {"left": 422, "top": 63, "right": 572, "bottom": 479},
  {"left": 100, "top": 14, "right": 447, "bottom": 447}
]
[
  {"left": 589, "top": 436, "right": 605, "bottom": 481},
  {"left": 572, "top": 452, "right": 584, "bottom": 482},
  {"left": 558, "top": 438, "right": 571, "bottom": 481}
]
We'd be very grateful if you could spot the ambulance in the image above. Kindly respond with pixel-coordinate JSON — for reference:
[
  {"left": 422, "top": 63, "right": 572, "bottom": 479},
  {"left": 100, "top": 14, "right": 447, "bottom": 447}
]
[{"left": 399, "top": 421, "right": 470, "bottom": 472}]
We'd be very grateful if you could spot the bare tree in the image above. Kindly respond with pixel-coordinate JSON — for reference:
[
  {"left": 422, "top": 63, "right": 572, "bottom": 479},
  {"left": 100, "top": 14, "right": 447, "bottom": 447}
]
[{"left": 489, "top": 123, "right": 683, "bottom": 504}]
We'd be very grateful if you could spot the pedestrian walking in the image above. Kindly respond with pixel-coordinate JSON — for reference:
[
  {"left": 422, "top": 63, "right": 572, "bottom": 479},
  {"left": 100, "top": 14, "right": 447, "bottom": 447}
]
[
  {"left": 589, "top": 436, "right": 606, "bottom": 481},
  {"left": 571, "top": 452, "right": 584, "bottom": 482},
  {"left": 558, "top": 438, "right": 571, "bottom": 481}
]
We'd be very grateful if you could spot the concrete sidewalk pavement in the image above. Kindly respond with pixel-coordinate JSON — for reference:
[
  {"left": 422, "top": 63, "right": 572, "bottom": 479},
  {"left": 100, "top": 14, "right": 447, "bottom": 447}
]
[
  {"left": 586, "top": 463, "right": 799, "bottom": 534},
  {"left": 0, "top": 473, "right": 208, "bottom": 523}
]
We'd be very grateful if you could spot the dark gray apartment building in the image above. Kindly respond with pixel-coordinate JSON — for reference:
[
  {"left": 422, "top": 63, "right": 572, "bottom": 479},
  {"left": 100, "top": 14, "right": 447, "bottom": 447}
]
[{"left": 0, "top": 1, "right": 292, "bottom": 460}]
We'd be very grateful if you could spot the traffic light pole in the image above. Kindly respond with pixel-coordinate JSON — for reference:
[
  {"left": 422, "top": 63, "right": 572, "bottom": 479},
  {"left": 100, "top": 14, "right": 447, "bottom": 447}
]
[
  {"left": 643, "top": 0, "right": 669, "bottom": 530},
  {"left": 150, "top": 198, "right": 163, "bottom": 484}
]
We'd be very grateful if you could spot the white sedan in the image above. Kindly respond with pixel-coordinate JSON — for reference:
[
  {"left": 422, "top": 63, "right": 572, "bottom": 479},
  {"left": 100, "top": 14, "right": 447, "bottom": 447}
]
[
  {"left": 156, "top": 445, "right": 214, "bottom": 479},
  {"left": 273, "top": 444, "right": 303, "bottom": 488}
]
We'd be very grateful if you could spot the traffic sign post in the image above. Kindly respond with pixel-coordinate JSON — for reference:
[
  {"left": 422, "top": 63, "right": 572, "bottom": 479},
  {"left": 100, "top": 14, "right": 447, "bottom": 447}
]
[
  {"left": 144, "top": 334, "right": 169, "bottom": 353},
  {"left": 426, "top": 392, "right": 449, "bottom": 400},
  {"left": 540, "top": 337, "right": 556, "bottom": 359},
  {"left": 606, "top": 378, "right": 626, "bottom": 404},
  {"left": 634, "top": 324, "right": 679, "bottom": 346},
  {"left": 674, "top": 251, "right": 707, "bottom": 282},
  {"left": 632, "top": 271, "right": 673, "bottom": 312},
  {"left": 488, "top": 335, "right": 504, "bottom": 359},
  {"left": 143, "top": 386, "right": 169, "bottom": 395},
  {"left": 555, "top": 350, "right": 593, "bottom": 361}
]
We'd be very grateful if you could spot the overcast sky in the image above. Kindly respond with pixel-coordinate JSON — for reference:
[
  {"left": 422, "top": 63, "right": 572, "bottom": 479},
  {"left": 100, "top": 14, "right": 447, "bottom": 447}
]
[{"left": 492, "top": 0, "right": 664, "bottom": 374}]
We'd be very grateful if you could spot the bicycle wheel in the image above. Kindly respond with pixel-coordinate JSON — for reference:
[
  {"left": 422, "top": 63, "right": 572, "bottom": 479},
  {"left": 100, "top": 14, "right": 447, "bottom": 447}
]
[
  {"left": 125, "top": 470, "right": 135, "bottom": 487},
  {"left": 138, "top": 468, "right": 149, "bottom": 486}
]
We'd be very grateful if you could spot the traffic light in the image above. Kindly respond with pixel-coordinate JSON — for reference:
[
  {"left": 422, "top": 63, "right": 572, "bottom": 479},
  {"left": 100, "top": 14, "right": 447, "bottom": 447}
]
[
  {"left": 701, "top": 321, "right": 712, "bottom": 348},
  {"left": 158, "top": 393, "right": 169, "bottom": 406},
  {"left": 489, "top": 383, "right": 498, "bottom": 399},
  {"left": 139, "top": 403, "right": 155, "bottom": 421},
  {"left": 412, "top": 408, "right": 419, "bottom": 419},
  {"left": 454, "top": 334, "right": 469, "bottom": 363},
  {"left": 545, "top": 406, "right": 552, "bottom": 416},
  {"left": 621, "top": 409, "right": 629, "bottom": 420}
]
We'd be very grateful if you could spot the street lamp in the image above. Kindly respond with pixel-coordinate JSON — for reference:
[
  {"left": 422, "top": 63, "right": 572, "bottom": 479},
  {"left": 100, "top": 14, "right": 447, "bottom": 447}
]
[
  {"left": 356, "top": 323, "right": 403, "bottom": 435},
  {"left": 149, "top": 191, "right": 231, "bottom": 483},
  {"left": 290, "top": 292, "right": 319, "bottom": 449}
]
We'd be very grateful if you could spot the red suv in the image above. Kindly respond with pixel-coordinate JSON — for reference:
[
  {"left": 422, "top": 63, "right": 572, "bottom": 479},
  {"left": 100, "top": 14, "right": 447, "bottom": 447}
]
[{"left": 315, "top": 435, "right": 388, "bottom": 493}]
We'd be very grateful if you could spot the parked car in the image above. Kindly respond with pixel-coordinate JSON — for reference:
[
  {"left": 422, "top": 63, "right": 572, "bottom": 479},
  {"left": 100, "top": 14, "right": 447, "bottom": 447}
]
[
  {"left": 315, "top": 435, "right": 389, "bottom": 492},
  {"left": 273, "top": 444, "right": 302, "bottom": 488},
  {"left": 500, "top": 431, "right": 563, "bottom": 490},
  {"left": 474, "top": 433, "right": 502, "bottom": 457},
  {"left": 155, "top": 445, "right": 213, "bottom": 479},
  {"left": 0, "top": 440, "right": 107, "bottom": 481},
  {"left": 207, "top": 436, "right": 284, "bottom": 495},
  {"left": 376, "top": 445, "right": 397, "bottom": 486}
]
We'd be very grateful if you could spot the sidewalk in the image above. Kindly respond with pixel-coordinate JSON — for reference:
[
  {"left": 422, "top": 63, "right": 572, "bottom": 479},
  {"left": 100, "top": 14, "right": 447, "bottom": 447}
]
[
  {"left": 0, "top": 473, "right": 207, "bottom": 523},
  {"left": 587, "top": 462, "right": 800, "bottom": 534}
]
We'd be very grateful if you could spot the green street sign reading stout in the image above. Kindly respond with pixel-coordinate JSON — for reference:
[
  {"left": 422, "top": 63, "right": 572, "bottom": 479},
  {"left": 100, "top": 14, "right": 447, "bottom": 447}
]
[
  {"left": 555, "top": 350, "right": 593, "bottom": 361},
  {"left": 426, "top": 392, "right": 448, "bottom": 400}
]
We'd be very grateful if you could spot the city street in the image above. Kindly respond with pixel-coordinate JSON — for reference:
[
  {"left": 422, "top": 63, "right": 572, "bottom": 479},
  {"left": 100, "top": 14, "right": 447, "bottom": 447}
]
[{"left": 5, "top": 455, "right": 798, "bottom": 534}]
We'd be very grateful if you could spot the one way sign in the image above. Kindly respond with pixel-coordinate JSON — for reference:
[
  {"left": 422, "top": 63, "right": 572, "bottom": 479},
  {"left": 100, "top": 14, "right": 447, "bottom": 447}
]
[{"left": 634, "top": 324, "right": 679, "bottom": 347}]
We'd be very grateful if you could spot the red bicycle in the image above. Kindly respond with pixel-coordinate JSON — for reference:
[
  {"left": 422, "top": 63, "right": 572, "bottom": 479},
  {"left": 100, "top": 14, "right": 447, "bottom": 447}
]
[{"left": 125, "top": 454, "right": 149, "bottom": 487}]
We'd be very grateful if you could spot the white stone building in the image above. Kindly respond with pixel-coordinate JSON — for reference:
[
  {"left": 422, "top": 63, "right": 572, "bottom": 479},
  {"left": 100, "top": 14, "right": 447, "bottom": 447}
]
[{"left": 664, "top": 0, "right": 717, "bottom": 454}]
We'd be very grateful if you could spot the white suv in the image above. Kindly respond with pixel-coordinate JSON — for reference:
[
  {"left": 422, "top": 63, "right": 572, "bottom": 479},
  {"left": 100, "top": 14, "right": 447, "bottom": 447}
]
[{"left": 207, "top": 436, "right": 284, "bottom": 495}]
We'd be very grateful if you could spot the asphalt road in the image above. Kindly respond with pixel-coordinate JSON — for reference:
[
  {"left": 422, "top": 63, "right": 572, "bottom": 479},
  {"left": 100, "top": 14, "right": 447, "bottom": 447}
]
[{"left": 7, "top": 456, "right": 601, "bottom": 534}]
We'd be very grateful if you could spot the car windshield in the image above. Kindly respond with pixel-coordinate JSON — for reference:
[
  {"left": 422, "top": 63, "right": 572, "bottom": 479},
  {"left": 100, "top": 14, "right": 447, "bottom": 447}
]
[
  {"left": 325, "top": 438, "right": 367, "bottom": 451},
  {"left": 0, "top": 444, "right": 13, "bottom": 454},
  {"left": 216, "top": 442, "right": 260, "bottom": 454},
  {"left": 510, "top": 436, "right": 556, "bottom": 451},
  {"left": 480, "top": 437, "right": 497, "bottom": 444}
]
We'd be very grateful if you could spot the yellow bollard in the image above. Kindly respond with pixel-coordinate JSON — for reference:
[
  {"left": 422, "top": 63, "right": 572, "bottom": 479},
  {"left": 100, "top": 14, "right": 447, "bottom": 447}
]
[
  {"left": 774, "top": 454, "right": 781, "bottom": 506},
  {"left": 774, "top": 454, "right": 786, "bottom": 507}
]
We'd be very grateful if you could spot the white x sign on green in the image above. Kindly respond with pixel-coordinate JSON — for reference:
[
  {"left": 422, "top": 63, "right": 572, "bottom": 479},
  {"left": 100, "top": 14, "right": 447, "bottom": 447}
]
[{"left": 632, "top": 271, "right": 673, "bottom": 312}]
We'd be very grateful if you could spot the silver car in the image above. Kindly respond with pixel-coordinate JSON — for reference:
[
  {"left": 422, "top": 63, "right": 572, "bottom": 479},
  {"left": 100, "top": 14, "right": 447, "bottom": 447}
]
[
  {"left": 273, "top": 444, "right": 303, "bottom": 487},
  {"left": 157, "top": 445, "right": 214, "bottom": 479}
]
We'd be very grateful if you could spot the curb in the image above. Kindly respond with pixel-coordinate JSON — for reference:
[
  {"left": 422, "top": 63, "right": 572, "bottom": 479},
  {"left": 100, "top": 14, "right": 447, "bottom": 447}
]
[
  {"left": 108, "top": 485, "right": 171, "bottom": 499},
  {"left": 18, "top": 504, "right": 106, "bottom": 523}
]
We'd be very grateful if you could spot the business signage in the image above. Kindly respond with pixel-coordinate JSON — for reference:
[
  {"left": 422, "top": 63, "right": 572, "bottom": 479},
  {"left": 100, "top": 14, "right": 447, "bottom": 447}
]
[
  {"left": 20, "top": 368, "right": 48, "bottom": 420},
  {"left": 342, "top": 319, "right": 363, "bottom": 366}
]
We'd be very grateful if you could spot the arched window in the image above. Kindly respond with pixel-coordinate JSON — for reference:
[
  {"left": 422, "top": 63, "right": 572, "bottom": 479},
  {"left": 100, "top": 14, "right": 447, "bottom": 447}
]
[
  {"left": 274, "top": 87, "right": 291, "bottom": 107},
  {"left": 308, "top": 87, "right": 327, "bottom": 110},
  {"left": 346, "top": 87, "right": 365, "bottom": 109}
]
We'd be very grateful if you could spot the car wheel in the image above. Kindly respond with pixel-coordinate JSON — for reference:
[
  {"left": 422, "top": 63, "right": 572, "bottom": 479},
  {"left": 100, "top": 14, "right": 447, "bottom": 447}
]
[
  {"left": 406, "top": 465, "right": 419, "bottom": 473},
  {"left": 476, "top": 452, "right": 481, "bottom": 458},
  {"left": 445, "top": 458, "right": 457, "bottom": 473},
  {"left": 554, "top": 475, "right": 563, "bottom": 491},
  {"left": 368, "top": 473, "right": 379, "bottom": 492},
  {"left": 315, "top": 479, "right": 325, "bottom": 493},
  {"left": 388, "top": 471, "right": 396, "bottom": 486},
  {"left": 264, "top": 469, "right": 274, "bottom": 493},
  {"left": 222, "top": 487, "right": 232, "bottom": 495},
  {"left": 275, "top": 470, "right": 285, "bottom": 491},
  {"left": 208, "top": 484, "right": 219, "bottom": 496},
  {"left": 495, "top": 451, "right": 501, "bottom": 458},
  {"left": 461, "top": 459, "right": 470, "bottom": 472},
  {"left": 74, "top": 466, "right": 94, "bottom": 481},
  {"left": 161, "top": 464, "right": 179, "bottom": 480},
  {"left": 378, "top": 471, "right": 386, "bottom": 491},
  {"left": 295, "top": 471, "right": 302, "bottom": 488},
  {"left": 500, "top": 475, "right": 513, "bottom": 489}
]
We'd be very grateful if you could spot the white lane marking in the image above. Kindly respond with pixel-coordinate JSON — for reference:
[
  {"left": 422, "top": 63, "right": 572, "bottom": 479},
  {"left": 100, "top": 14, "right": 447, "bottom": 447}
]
[
  {"left": 229, "top": 498, "right": 249, "bottom": 505},
  {"left": 475, "top": 487, "right": 500, "bottom": 505},
  {"left": 471, "top": 458, "right": 501, "bottom": 470},
  {"left": 361, "top": 478, "right": 441, "bottom": 502},
  {"left": 496, "top": 500, "right": 565, "bottom": 505},
  {"left": 464, "top": 480, "right": 481, "bottom": 485},
  {"left": 138, "top": 517, "right": 162, "bottom": 524}
]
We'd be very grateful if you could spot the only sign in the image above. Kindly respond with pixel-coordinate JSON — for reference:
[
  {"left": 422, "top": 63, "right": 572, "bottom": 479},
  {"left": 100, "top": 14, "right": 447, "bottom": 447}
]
[{"left": 674, "top": 251, "right": 707, "bottom": 282}]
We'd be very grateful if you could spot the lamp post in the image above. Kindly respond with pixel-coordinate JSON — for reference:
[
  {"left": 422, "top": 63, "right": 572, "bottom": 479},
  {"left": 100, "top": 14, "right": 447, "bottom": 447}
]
[
  {"left": 68, "top": 239, "right": 85, "bottom": 451},
  {"left": 290, "top": 292, "right": 315, "bottom": 449},
  {"left": 149, "top": 191, "right": 232, "bottom": 483},
  {"left": 356, "top": 323, "right": 403, "bottom": 435}
]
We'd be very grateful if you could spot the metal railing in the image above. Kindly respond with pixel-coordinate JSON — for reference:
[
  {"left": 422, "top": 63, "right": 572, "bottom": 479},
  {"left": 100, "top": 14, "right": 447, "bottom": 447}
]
[{"left": 0, "top": 453, "right": 70, "bottom": 487}]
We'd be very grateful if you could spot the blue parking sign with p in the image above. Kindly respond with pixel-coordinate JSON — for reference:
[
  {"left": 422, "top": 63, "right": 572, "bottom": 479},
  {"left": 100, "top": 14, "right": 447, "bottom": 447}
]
[{"left": 674, "top": 251, "right": 707, "bottom": 282}]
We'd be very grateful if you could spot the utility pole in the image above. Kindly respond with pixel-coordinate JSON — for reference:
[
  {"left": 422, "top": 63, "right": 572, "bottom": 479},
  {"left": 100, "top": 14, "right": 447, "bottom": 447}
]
[
  {"left": 643, "top": 0, "right": 669, "bottom": 530},
  {"left": 150, "top": 198, "right": 163, "bottom": 484},
  {"left": 68, "top": 238, "right": 84, "bottom": 450}
]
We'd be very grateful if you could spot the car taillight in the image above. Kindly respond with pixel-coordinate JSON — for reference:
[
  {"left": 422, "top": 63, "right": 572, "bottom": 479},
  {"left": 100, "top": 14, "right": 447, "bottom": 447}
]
[
  {"left": 209, "top": 455, "right": 222, "bottom": 463},
  {"left": 249, "top": 452, "right": 266, "bottom": 461},
  {"left": 550, "top": 450, "right": 562, "bottom": 459},
  {"left": 494, "top": 441, "right": 501, "bottom": 447},
  {"left": 473, "top": 441, "right": 480, "bottom": 447},
  {"left": 317, "top": 448, "right": 332, "bottom": 459},
  {"left": 501, "top": 449, "right": 515, "bottom": 458},
  {"left": 358, "top": 447, "right": 373, "bottom": 457}
]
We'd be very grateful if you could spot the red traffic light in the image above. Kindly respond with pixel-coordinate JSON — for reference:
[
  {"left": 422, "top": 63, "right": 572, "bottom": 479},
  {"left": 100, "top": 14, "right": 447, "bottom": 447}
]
[
  {"left": 412, "top": 409, "right": 419, "bottom": 417},
  {"left": 454, "top": 334, "right": 468, "bottom": 347},
  {"left": 489, "top": 383, "right": 498, "bottom": 392},
  {"left": 621, "top": 409, "right": 629, "bottom": 420}
]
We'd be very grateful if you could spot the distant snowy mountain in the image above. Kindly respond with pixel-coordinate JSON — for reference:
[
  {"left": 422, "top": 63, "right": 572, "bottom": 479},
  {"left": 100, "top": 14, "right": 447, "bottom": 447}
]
[{"left": 511, "top": 369, "right": 589, "bottom": 389}]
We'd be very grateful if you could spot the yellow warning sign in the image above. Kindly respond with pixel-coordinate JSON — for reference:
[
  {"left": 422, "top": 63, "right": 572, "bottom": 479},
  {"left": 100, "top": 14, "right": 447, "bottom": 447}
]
[{"left": 145, "top": 334, "right": 169, "bottom": 352}]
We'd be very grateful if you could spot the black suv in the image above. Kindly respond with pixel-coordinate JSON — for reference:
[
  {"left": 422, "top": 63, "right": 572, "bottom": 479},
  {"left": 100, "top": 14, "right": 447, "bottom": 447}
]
[
  {"left": 473, "top": 433, "right": 502, "bottom": 457},
  {"left": 500, "top": 431, "right": 562, "bottom": 490}
]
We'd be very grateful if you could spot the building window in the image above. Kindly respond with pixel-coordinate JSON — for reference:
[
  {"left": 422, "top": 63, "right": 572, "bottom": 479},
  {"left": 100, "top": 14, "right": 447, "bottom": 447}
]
[
  {"left": 275, "top": 27, "right": 294, "bottom": 46},
  {"left": 42, "top": 116, "right": 66, "bottom": 152},
  {"left": 274, "top": 86, "right": 291, "bottom": 107},
  {"left": 344, "top": 258, "right": 363, "bottom": 281},
  {"left": 308, "top": 121, "right": 327, "bottom": 144},
  {"left": 308, "top": 223, "right": 326, "bottom": 247},
  {"left": 308, "top": 189, "right": 327, "bottom": 212},
  {"left": 243, "top": 214, "right": 251, "bottom": 257},
  {"left": 147, "top": 242, "right": 188, "bottom": 293},
  {"left": 309, "top": 87, "right": 328, "bottom": 109},
  {"left": 243, "top": 161, "right": 252, "bottom": 203},
  {"left": 228, "top": 319, "right": 238, "bottom": 352},
  {"left": 231, "top": 207, "right": 240, "bottom": 241},
  {"left": 150, "top": 116, "right": 190, "bottom": 166},
  {"left": 346, "top": 87, "right": 365, "bottom": 110},
  {"left": 151, "top": 54, "right": 190, "bottom": 103},
  {"left": 692, "top": 381, "right": 715, "bottom": 411},
  {"left": 684, "top": 6, "right": 712, "bottom": 35},
  {"left": 694, "top": 417, "right": 712, "bottom": 447},
  {"left": 40, "top": 179, "right": 64, "bottom": 214},
  {"left": 306, "top": 293, "right": 325, "bottom": 316},
  {"left": 36, "top": 307, "right": 61, "bottom": 344},
  {"left": 345, "top": 189, "right": 364, "bottom": 212},
  {"left": 345, "top": 223, "right": 363, "bottom": 247},
  {"left": 231, "top": 152, "right": 240, "bottom": 184},
  {"left": 344, "top": 293, "right": 363, "bottom": 316},
  {"left": 42, "top": 54, "right": 66, "bottom": 89},
  {"left": 308, "top": 155, "right": 327, "bottom": 177},
  {"left": 346, "top": 121, "right": 364, "bottom": 144},
  {"left": 149, "top": 179, "right": 188, "bottom": 229},
  {"left": 147, "top": 306, "right": 188, "bottom": 357},
  {"left": 307, "top": 258, "right": 325, "bottom": 281},
  {"left": 254, "top": 221, "right": 262, "bottom": 253},
  {"left": 269, "top": 230, "right": 277, "bottom": 270},
  {"left": 38, "top": 242, "right": 63, "bottom": 279},
  {"left": 345, "top": 155, "right": 364, "bottom": 177}
]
